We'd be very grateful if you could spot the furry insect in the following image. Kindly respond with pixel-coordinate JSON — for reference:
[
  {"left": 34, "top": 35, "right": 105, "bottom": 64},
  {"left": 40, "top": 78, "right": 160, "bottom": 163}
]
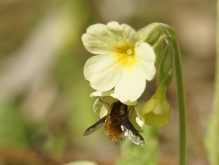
[{"left": 83, "top": 101, "right": 145, "bottom": 146}]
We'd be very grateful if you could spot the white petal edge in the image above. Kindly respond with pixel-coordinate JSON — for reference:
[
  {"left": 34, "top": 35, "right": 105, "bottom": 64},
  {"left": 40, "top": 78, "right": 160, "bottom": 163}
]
[
  {"left": 135, "top": 42, "right": 156, "bottom": 80},
  {"left": 82, "top": 23, "right": 119, "bottom": 54},
  {"left": 87, "top": 23, "right": 124, "bottom": 47},
  {"left": 90, "top": 90, "right": 115, "bottom": 97},
  {"left": 134, "top": 103, "right": 142, "bottom": 118},
  {"left": 91, "top": 91, "right": 138, "bottom": 106},
  {"left": 129, "top": 106, "right": 142, "bottom": 131},
  {"left": 106, "top": 22, "right": 138, "bottom": 46},
  {"left": 82, "top": 22, "right": 136, "bottom": 55},
  {"left": 121, "top": 23, "right": 139, "bottom": 46},
  {"left": 136, "top": 117, "right": 144, "bottom": 128},
  {"left": 106, "top": 22, "right": 126, "bottom": 44}
]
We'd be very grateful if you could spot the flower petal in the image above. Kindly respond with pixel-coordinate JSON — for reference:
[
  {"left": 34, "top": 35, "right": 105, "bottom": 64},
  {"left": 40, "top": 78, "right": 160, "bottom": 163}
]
[
  {"left": 82, "top": 22, "right": 137, "bottom": 55},
  {"left": 106, "top": 22, "right": 138, "bottom": 46},
  {"left": 153, "top": 99, "right": 170, "bottom": 115},
  {"left": 82, "top": 23, "right": 117, "bottom": 54},
  {"left": 106, "top": 22, "right": 126, "bottom": 44},
  {"left": 121, "top": 23, "right": 139, "bottom": 46},
  {"left": 134, "top": 103, "right": 142, "bottom": 117},
  {"left": 142, "top": 98, "right": 156, "bottom": 114},
  {"left": 135, "top": 42, "right": 156, "bottom": 80},
  {"left": 143, "top": 112, "right": 169, "bottom": 127},
  {"left": 90, "top": 90, "right": 137, "bottom": 106},
  {"left": 93, "top": 98, "right": 108, "bottom": 118},
  {"left": 136, "top": 117, "right": 144, "bottom": 128},
  {"left": 114, "top": 66, "right": 146, "bottom": 102},
  {"left": 90, "top": 90, "right": 115, "bottom": 97},
  {"left": 93, "top": 97, "right": 117, "bottom": 118},
  {"left": 84, "top": 54, "right": 122, "bottom": 91},
  {"left": 129, "top": 106, "right": 142, "bottom": 131},
  {"left": 82, "top": 33, "right": 114, "bottom": 54}
]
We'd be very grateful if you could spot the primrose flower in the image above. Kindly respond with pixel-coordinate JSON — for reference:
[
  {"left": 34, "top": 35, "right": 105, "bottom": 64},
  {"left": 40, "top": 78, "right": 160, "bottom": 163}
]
[
  {"left": 141, "top": 86, "right": 170, "bottom": 127},
  {"left": 92, "top": 95, "right": 143, "bottom": 131},
  {"left": 82, "top": 21, "right": 156, "bottom": 102}
]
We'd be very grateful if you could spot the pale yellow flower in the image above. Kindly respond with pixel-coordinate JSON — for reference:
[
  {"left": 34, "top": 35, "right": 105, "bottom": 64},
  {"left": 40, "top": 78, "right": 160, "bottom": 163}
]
[
  {"left": 142, "top": 87, "right": 170, "bottom": 127},
  {"left": 82, "top": 21, "right": 156, "bottom": 102}
]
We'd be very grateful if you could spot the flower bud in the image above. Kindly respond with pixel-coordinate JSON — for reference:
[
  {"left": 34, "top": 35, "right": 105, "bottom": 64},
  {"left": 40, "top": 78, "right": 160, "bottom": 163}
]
[
  {"left": 156, "top": 44, "right": 174, "bottom": 87},
  {"left": 137, "top": 23, "right": 162, "bottom": 45},
  {"left": 141, "top": 85, "right": 170, "bottom": 127},
  {"left": 152, "top": 35, "right": 167, "bottom": 67}
]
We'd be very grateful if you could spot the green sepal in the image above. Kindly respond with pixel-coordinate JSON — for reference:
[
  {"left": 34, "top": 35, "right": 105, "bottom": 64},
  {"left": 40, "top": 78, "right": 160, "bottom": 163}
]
[
  {"left": 153, "top": 35, "right": 167, "bottom": 68},
  {"left": 156, "top": 43, "right": 174, "bottom": 87},
  {"left": 137, "top": 23, "right": 162, "bottom": 46}
]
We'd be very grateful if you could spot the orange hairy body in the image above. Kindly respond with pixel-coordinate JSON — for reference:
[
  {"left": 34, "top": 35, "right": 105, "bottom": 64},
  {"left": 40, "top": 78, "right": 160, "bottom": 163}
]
[{"left": 104, "top": 102, "right": 127, "bottom": 141}]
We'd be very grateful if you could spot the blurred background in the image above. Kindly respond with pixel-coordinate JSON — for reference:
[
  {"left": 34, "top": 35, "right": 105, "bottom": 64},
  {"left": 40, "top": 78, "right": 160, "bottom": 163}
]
[{"left": 0, "top": 0, "right": 217, "bottom": 165}]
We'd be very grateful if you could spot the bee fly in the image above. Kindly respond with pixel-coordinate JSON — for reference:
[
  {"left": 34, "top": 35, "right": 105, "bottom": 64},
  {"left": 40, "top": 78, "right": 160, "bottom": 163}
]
[{"left": 83, "top": 101, "right": 145, "bottom": 146}]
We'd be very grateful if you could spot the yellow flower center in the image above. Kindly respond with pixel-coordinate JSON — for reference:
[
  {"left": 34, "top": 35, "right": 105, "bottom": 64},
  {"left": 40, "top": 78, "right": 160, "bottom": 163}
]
[
  {"left": 127, "top": 49, "right": 133, "bottom": 56},
  {"left": 115, "top": 45, "right": 136, "bottom": 67}
]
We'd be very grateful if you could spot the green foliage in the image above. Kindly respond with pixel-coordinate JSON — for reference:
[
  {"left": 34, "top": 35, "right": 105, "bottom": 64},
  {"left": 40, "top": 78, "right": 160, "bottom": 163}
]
[
  {"left": 0, "top": 100, "right": 31, "bottom": 147},
  {"left": 116, "top": 125, "right": 158, "bottom": 165}
]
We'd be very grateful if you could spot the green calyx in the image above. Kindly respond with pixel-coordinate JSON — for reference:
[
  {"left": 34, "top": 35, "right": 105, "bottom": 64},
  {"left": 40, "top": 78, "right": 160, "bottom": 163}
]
[
  {"left": 138, "top": 23, "right": 162, "bottom": 45},
  {"left": 156, "top": 43, "right": 174, "bottom": 87},
  {"left": 138, "top": 23, "right": 175, "bottom": 89}
]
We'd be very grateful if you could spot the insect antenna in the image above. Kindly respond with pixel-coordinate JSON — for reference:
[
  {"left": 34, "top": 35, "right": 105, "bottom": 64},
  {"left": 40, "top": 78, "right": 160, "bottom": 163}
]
[{"left": 98, "top": 98, "right": 110, "bottom": 107}]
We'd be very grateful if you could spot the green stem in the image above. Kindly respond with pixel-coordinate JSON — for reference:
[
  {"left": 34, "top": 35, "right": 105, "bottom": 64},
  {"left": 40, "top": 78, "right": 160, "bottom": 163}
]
[
  {"left": 162, "top": 24, "right": 186, "bottom": 165},
  {"left": 173, "top": 41, "right": 186, "bottom": 165},
  {"left": 206, "top": 1, "right": 219, "bottom": 164}
]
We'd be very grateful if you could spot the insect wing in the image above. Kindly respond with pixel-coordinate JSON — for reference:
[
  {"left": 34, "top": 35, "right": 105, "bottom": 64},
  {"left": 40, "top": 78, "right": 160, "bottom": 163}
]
[
  {"left": 121, "top": 116, "right": 145, "bottom": 146},
  {"left": 83, "top": 116, "right": 107, "bottom": 136}
]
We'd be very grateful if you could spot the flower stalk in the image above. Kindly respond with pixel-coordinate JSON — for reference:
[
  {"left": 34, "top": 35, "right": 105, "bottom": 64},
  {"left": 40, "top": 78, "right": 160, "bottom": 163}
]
[
  {"left": 140, "top": 23, "right": 186, "bottom": 165},
  {"left": 162, "top": 24, "right": 186, "bottom": 165},
  {"left": 173, "top": 37, "right": 186, "bottom": 165},
  {"left": 205, "top": 1, "right": 219, "bottom": 165}
]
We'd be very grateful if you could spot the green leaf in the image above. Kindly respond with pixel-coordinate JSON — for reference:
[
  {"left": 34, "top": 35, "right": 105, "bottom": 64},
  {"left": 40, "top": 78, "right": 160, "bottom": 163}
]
[{"left": 116, "top": 125, "right": 158, "bottom": 165}]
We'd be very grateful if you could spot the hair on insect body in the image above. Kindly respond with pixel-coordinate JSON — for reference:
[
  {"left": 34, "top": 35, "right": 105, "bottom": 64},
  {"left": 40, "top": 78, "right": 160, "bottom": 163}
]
[{"left": 83, "top": 100, "right": 145, "bottom": 146}]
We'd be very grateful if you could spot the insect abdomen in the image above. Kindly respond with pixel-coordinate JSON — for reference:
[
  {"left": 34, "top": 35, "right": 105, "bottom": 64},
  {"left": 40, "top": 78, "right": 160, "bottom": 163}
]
[{"left": 104, "top": 115, "right": 124, "bottom": 142}]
